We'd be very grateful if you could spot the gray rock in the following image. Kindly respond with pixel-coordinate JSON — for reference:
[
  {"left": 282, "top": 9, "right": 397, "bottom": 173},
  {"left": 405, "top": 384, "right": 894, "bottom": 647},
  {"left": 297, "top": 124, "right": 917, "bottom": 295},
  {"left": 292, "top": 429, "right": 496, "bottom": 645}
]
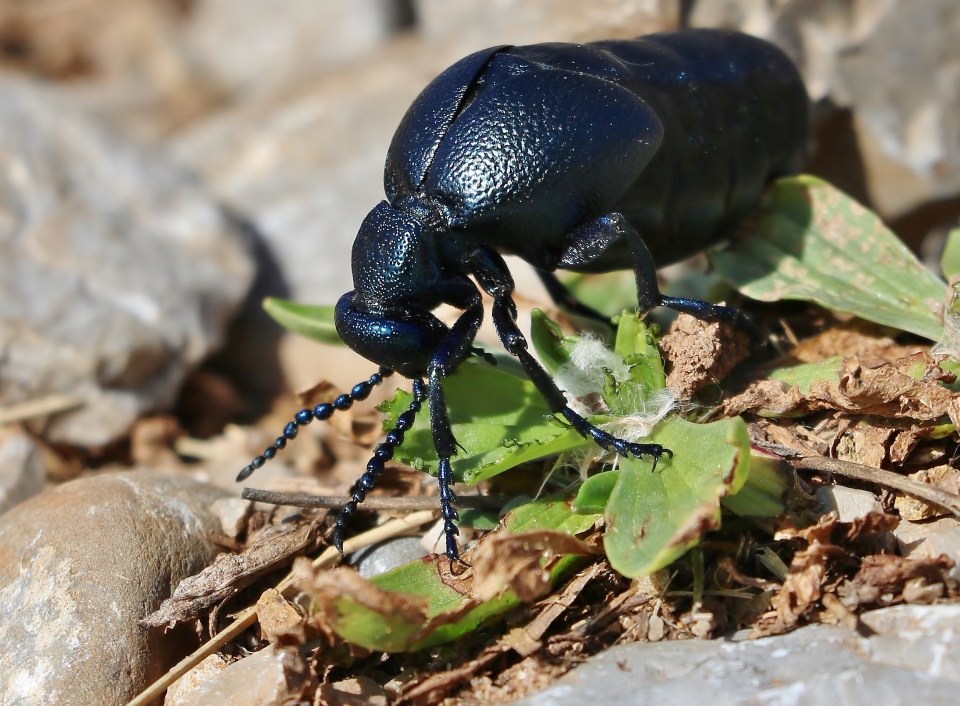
[
  {"left": 0, "top": 76, "right": 255, "bottom": 446},
  {"left": 170, "top": 3, "right": 679, "bottom": 306},
  {"left": 814, "top": 485, "right": 882, "bottom": 523},
  {"left": 0, "top": 471, "right": 231, "bottom": 706},
  {"left": 895, "top": 516, "right": 960, "bottom": 580},
  {"left": 690, "top": 0, "right": 960, "bottom": 219},
  {"left": 182, "top": 0, "right": 404, "bottom": 99},
  {"left": 171, "top": 45, "right": 421, "bottom": 304},
  {"left": 415, "top": 0, "right": 677, "bottom": 44},
  {"left": 510, "top": 604, "right": 960, "bottom": 706},
  {"left": 169, "top": 644, "right": 309, "bottom": 706},
  {"left": 351, "top": 536, "right": 429, "bottom": 578},
  {"left": 0, "top": 429, "right": 45, "bottom": 515}
]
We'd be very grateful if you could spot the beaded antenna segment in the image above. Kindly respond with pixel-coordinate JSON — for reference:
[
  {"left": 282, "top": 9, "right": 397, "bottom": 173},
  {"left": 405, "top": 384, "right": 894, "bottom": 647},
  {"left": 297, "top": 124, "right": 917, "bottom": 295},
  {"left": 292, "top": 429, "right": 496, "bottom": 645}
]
[
  {"left": 236, "top": 367, "right": 393, "bottom": 483},
  {"left": 237, "top": 369, "right": 453, "bottom": 556}
]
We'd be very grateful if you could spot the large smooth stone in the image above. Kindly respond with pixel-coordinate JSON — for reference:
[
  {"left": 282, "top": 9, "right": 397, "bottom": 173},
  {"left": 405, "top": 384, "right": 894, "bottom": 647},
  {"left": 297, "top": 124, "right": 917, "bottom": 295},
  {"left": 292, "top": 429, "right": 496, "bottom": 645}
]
[{"left": 0, "top": 471, "right": 231, "bottom": 706}]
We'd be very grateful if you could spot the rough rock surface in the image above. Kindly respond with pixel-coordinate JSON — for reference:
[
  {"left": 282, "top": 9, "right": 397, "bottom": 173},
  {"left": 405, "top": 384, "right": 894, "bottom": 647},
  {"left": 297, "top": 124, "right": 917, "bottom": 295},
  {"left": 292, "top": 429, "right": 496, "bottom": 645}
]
[
  {"left": 0, "top": 76, "right": 255, "bottom": 446},
  {"left": 690, "top": 0, "right": 960, "bottom": 219},
  {"left": 169, "top": 644, "right": 309, "bottom": 706},
  {"left": 511, "top": 604, "right": 960, "bottom": 706},
  {"left": 0, "top": 428, "right": 45, "bottom": 514},
  {"left": 0, "top": 471, "right": 231, "bottom": 706}
]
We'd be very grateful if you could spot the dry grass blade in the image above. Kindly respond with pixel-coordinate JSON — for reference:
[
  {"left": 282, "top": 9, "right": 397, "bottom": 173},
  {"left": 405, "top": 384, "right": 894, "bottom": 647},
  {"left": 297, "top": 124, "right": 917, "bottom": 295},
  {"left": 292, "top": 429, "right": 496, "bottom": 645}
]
[
  {"left": 124, "top": 509, "right": 437, "bottom": 706},
  {"left": 241, "top": 488, "right": 506, "bottom": 511},
  {"left": 0, "top": 393, "right": 84, "bottom": 424},
  {"left": 791, "top": 456, "right": 960, "bottom": 517}
]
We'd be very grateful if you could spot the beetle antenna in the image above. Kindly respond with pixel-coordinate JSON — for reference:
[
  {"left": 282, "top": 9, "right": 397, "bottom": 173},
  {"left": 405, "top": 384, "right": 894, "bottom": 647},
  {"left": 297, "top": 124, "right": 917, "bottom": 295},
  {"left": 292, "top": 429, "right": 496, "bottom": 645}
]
[
  {"left": 236, "top": 367, "right": 394, "bottom": 482},
  {"left": 332, "top": 377, "right": 427, "bottom": 552}
]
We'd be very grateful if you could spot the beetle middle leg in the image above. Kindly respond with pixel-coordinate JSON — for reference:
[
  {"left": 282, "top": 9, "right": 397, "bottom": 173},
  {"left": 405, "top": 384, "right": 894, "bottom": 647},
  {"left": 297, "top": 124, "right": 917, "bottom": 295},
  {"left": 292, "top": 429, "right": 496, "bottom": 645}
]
[{"left": 470, "top": 248, "right": 669, "bottom": 465}]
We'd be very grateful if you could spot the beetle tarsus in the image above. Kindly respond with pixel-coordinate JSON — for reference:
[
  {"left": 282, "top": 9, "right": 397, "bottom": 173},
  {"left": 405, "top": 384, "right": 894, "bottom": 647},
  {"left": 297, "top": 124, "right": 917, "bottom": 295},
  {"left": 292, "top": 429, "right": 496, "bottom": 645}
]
[
  {"left": 470, "top": 347, "right": 498, "bottom": 366},
  {"left": 659, "top": 295, "right": 763, "bottom": 341},
  {"left": 559, "top": 406, "right": 670, "bottom": 462}
]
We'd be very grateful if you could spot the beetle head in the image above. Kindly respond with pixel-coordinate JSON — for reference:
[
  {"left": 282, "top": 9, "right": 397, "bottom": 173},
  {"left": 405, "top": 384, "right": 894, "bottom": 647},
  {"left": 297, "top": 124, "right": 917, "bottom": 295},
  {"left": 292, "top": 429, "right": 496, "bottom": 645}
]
[
  {"left": 350, "top": 201, "right": 443, "bottom": 303},
  {"left": 336, "top": 201, "right": 449, "bottom": 377}
]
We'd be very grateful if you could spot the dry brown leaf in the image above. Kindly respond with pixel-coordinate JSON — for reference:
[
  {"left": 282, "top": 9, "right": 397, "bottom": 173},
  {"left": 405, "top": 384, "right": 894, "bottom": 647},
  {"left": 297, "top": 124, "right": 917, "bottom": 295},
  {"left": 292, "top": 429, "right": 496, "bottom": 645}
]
[
  {"left": 834, "top": 423, "right": 892, "bottom": 468},
  {"left": 471, "top": 530, "right": 595, "bottom": 602},
  {"left": 141, "top": 520, "right": 320, "bottom": 628},
  {"left": 725, "top": 353, "right": 960, "bottom": 426},
  {"left": 295, "top": 560, "right": 431, "bottom": 626},
  {"left": 790, "top": 325, "right": 925, "bottom": 363},
  {"left": 770, "top": 514, "right": 857, "bottom": 629},
  {"left": 888, "top": 427, "right": 925, "bottom": 464},
  {"left": 843, "top": 554, "right": 954, "bottom": 608},
  {"left": 257, "top": 588, "right": 305, "bottom": 645}
]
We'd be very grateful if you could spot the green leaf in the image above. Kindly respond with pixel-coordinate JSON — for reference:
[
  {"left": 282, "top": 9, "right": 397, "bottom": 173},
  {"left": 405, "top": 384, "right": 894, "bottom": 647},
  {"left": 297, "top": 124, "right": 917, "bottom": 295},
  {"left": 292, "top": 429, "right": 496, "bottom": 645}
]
[
  {"left": 306, "top": 496, "right": 596, "bottom": 652},
  {"left": 603, "top": 416, "right": 750, "bottom": 578},
  {"left": 769, "top": 356, "right": 842, "bottom": 394},
  {"left": 709, "top": 175, "right": 946, "bottom": 341},
  {"left": 505, "top": 495, "right": 600, "bottom": 536},
  {"left": 263, "top": 297, "right": 342, "bottom": 345},
  {"left": 529, "top": 309, "right": 578, "bottom": 375},
  {"left": 379, "top": 358, "right": 585, "bottom": 484},
  {"left": 556, "top": 270, "right": 638, "bottom": 319},
  {"left": 719, "top": 454, "right": 790, "bottom": 517},
  {"left": 572, "top": 471, "right": 619, "bottom": 514},
  {"left": 941, "top": 228, "right": 960, "bottom": 280}
]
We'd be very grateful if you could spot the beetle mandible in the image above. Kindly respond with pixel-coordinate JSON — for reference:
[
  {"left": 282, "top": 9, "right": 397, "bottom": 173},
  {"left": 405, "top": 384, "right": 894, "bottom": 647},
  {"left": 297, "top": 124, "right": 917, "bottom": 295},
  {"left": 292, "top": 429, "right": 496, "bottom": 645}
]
[{"left": 239, "top": 29, "right": 810, "bottom": 560}]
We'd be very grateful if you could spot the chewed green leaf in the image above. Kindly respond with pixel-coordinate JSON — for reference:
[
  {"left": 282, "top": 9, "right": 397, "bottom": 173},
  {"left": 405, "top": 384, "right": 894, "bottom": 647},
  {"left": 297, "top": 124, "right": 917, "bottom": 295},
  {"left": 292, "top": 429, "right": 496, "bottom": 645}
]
[
  {"left": 263, "top": 297, "right": 342, "bottom": 345},
  {"left": 603, "top": 416, "right": 750, "bottom": 578},
  {"left": 612, "top": 311, "right": 666, "bottom": 394},
  {"left": 379, "top": 358, "right": 587, "bottom": 484},
  {"left": 308, "top": 495, "right": 596, "bottom": 652},
  {"left": 769, "top": 356, "right": 842, "bottom": 394},
  {"left": 709, "top": 175, "right": 946, "bottom": 341}
]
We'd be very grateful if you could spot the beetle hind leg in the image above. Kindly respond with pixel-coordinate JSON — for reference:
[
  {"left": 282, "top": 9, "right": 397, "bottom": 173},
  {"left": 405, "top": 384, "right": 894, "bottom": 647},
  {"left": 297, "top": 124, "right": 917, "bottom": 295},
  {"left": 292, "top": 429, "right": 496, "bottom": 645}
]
[
  {"left": 536, "top": 270, "right": 611, "bottom": 325},
  {"left": 620, "top": 215, "right": 760, "bottom": 337}
]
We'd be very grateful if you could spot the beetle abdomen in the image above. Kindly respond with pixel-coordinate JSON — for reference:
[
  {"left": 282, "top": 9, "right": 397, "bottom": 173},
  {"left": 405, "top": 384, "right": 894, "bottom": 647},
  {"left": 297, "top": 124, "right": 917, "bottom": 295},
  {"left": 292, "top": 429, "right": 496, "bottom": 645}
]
[
  {"left": 384, "top": 29, "right": 808, "bottom": 270},
  {"left": 591, "top": 30, "right": 809, "bottom": 263}
]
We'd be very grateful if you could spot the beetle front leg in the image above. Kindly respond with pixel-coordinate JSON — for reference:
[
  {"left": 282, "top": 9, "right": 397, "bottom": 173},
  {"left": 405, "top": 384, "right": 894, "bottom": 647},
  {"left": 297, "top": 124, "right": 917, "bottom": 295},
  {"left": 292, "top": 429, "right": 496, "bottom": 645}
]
[{"left": 424, "top": 293, "right": 485, "bottom": 560}]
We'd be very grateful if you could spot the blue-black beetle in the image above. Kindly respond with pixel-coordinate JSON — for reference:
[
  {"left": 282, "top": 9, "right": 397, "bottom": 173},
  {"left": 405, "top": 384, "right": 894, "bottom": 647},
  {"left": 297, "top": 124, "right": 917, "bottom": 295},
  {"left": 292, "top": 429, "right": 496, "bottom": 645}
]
[{"left": 239, "top": 29, "right": 810, "bottom": 559}]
